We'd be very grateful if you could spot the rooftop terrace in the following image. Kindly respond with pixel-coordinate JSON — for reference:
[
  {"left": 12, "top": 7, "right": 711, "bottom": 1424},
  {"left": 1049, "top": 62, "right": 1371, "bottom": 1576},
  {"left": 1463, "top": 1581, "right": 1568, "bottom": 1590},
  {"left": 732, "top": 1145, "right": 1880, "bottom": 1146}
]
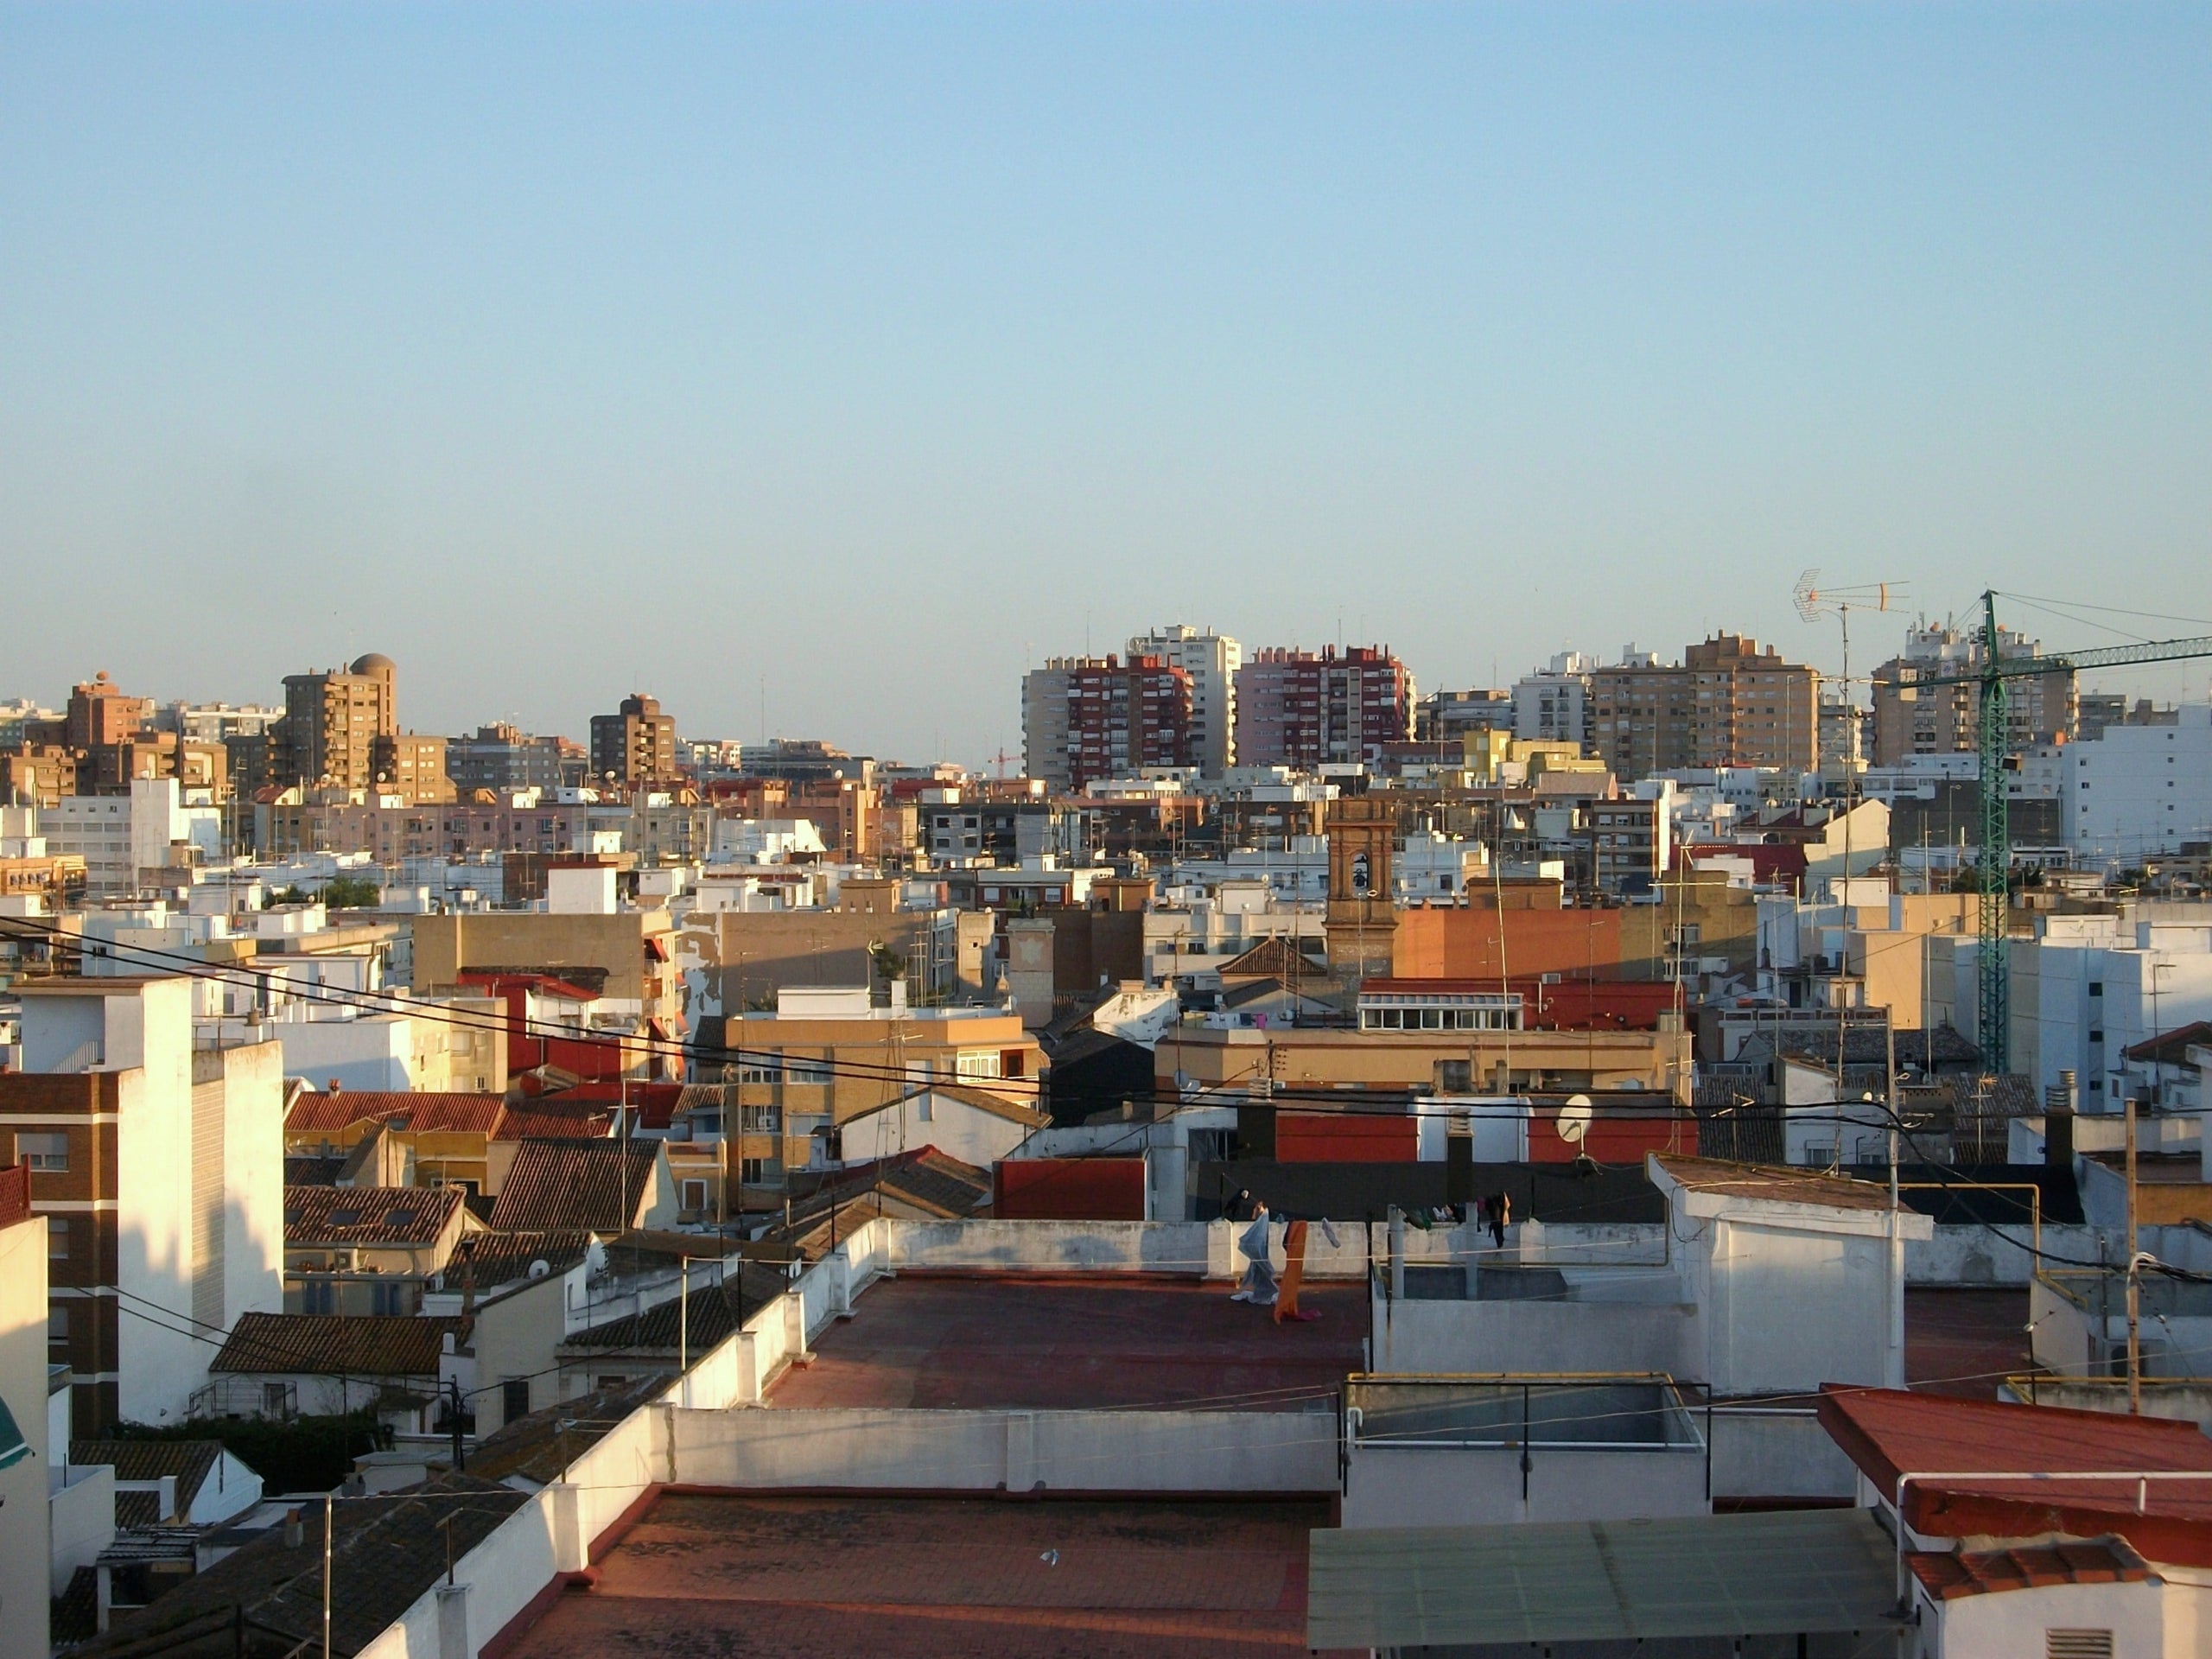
[
  {"left": 505, "top": 1492, "right": 1342, "bottom": 1659},
  {"left": 765, "top": 1274, "right": 1365, "bottom": 1411}
]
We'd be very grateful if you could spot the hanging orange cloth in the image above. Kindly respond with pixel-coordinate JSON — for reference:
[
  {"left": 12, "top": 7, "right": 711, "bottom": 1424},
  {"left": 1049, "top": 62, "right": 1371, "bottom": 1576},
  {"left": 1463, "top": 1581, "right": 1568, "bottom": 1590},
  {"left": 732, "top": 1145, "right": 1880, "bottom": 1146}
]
[{"left": 1274, "top": 1219, "right": 1317, "bottom": 1323}]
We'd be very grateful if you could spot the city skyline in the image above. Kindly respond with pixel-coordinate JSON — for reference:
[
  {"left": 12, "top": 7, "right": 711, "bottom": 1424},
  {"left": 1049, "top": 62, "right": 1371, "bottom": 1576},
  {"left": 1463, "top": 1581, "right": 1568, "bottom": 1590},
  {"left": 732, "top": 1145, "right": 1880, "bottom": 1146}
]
[{"left": 5, "top": 3, "right": 2208, "bottom": 756}]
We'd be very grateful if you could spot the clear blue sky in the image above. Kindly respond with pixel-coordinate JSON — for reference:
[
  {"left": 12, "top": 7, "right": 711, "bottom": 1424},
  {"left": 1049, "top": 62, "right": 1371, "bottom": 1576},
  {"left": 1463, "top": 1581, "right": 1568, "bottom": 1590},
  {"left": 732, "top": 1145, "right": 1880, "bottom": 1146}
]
[{"left": 4, "top": 3, "right": 2207, "bottom": 761}]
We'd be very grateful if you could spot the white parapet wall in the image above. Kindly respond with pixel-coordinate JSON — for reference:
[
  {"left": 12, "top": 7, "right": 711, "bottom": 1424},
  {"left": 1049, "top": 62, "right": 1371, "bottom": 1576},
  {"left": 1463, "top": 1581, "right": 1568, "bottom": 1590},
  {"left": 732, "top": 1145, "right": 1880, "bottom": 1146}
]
[{"left": 668, "top": 1404, "right": 1338, "bottom": 1495}]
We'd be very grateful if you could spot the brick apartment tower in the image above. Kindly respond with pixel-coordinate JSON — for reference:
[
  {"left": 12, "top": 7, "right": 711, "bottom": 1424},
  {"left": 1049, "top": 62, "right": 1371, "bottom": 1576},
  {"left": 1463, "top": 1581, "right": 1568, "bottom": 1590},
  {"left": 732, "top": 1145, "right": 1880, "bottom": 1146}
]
[
  {"left": 1591, "top": 635, "right": 1819, "bottom": 782},
  {"left": 1233, "top": 646, "right": 1416, "bottom": 771},
  {"left": 1021, "top": 656, "right": 1195, "bottom": 795},
  {"left": 276, "top": 652, "right": 398, "bottom": 791},
  {"left": 591, "top": 692, "right": 679, "bottom": 786}
]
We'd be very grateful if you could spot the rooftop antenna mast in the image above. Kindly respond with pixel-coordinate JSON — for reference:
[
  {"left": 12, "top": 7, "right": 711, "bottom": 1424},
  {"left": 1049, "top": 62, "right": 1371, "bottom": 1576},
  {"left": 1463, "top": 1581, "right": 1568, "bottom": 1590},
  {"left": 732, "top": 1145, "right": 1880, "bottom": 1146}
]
[{"left": 1797, "top": 572, "right": 1904, "bottom": 1143}]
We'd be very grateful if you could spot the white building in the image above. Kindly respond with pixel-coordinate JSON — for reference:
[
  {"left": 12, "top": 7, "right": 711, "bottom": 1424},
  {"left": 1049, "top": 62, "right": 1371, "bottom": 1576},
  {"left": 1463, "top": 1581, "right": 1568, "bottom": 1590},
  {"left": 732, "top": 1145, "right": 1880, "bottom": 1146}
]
[
  {"left": 38, "top": 779, "right": 221, "bottom": 895},
  {"left": 2067, "top": 703, "right": 2212, "bottom": 868},
  {"left": 1128, "top": 626, "right": 1241, "bottom": 778},
  {"left": 2012, "top": 911, "right": 2212, "bottom": 1109},
  {"left": 1511, "top": 652, "right": 1595, "bottom": 750}
]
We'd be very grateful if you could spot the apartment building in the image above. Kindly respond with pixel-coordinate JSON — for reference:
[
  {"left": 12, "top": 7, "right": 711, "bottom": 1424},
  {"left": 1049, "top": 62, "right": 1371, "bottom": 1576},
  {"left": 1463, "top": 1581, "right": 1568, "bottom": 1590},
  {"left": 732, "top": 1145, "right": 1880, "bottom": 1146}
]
[
  {"left": 1592, "top": 635, "right": 1818, "bottom": 781},
  {"left": 275, "top": 654, "right": 397, "bottom": 790},
  {"left": 1128, "top": 626, "right": 1241, "bottom": 777},
  {"left": 723, "top": 985, "right": 1042, "bottom": 1184},
  {"left": 2, "top": 978, "right": 284, "bottom": 1433},
  {"left": 1511, "top": 652, "right": 1597, "bottom": 750},
  {"left": 2066, "top": 704, "right": 2212, "bottom": 867},
  {"left": 1021, "top": 654, "right": 1195, "bottom": 793},
  {"left": 1233, "top": 645, "right": 1415, "bottom": 770},
  {"left": 590, "top": 693, "right": 678, "bottom": 785},
  {"left": 446, "top": 723, "right": 569, "bottom": 793},
  {"left": 39, "top": 778, "right": 219, "bottom": 894},
  {"left": 1869, "top": 622, "right": 2075, "bottom": 766}
]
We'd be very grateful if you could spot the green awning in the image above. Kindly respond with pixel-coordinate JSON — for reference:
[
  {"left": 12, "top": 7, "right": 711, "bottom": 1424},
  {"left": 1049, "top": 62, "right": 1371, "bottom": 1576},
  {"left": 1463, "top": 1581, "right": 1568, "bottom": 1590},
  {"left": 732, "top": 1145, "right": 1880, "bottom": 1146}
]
[
  {"left": 1308, "top": 1507, "right": 1900, "bottom": 1649},
  {"left": 0, "top": 1394, "right": 30, "bottom": 1471}
]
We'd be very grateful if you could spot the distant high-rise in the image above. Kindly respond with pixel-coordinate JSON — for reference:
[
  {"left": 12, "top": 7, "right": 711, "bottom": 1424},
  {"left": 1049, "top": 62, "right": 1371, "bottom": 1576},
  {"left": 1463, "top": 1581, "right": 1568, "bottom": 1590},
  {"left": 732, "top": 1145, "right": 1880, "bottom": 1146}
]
[
  {"left": 1512, "top": 652, "right": 1597, "bottom": 751},
  {"left": 1233, "top": 645, "right": 1414, "bottom": 771},
  {"left": 1127, "top": 626, "right": 1240, "bottom": 777},
  {"left": 276, "top": 653, "right": 397, "bottom": 790},
  {"left": 65, "top": 672, "right": 152, "bottom": 751},
  {"left": 591, "top": 693, "right": 678, "bottom": 786},
  {"left": 1590, "top": 635, "right": 1818, "bottom": 781},
  {"left": 1870, "top": 624, "right": 2075, "bottom": 766},
  {"left": 1022, "top": 655, "right": 1194, "bottom": 794}
]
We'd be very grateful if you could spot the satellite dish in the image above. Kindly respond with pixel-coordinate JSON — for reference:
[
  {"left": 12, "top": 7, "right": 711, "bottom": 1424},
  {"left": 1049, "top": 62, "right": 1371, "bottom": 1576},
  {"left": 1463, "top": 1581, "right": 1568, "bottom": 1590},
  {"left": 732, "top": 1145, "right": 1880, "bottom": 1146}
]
[
  {"left": 1555, "top": 1095, "right": 1593, "bottom": 1147},
  {"left": 527, "top": 1259, "right": 551, "bottom": 1280}
]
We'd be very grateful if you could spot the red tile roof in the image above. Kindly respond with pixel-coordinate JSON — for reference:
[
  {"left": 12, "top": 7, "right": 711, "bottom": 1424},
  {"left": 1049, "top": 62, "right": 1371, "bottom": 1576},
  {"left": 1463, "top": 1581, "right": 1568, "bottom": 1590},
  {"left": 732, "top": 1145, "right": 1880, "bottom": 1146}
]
[
  {"left": 285, "top": 1091, "right": 506, "bottom": 1137},
  {"left": 1909, "top": 1535, "right": 2155, "bottom": 1600},
  {"left": 493, "top": 1103, "right": 615, "bottom": 1141},
  {"left": 1820, "top": 1385, "right": 2212, "bottom": 1567},
  {"left": 211, "top": 1313, "right": 466, "bottom": 1377},
  {"left": 283, "top": 1184, "right": 465, "bottom": 1248},
  {"left": 488, "top": 1141, "right": 661, "bottom": 1231}
]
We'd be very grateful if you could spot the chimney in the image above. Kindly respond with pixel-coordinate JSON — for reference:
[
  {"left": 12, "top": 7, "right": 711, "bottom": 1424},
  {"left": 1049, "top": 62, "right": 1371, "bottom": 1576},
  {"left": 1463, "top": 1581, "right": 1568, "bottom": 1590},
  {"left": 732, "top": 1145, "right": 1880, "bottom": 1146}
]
[
  {"left": 283, "top": 1508, "right": 303, "bottom": 1549},
  {"left": 327, "top": 1079, "right": 342, "bottom": 1096},
  {"left": 2045, "top": 1089, "right": 2074, "bottom": 1172}
]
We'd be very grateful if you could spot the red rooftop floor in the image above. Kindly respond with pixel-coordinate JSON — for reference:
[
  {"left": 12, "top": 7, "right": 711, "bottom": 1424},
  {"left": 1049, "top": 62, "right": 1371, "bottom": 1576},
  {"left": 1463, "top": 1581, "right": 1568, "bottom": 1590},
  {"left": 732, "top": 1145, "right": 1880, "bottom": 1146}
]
[
  {"left": 766, "top": 1275, "right": 1367, "bottom": 1410},
  {"left": 505, "top": 1493, "right": 1349, "bottom": 1659}
]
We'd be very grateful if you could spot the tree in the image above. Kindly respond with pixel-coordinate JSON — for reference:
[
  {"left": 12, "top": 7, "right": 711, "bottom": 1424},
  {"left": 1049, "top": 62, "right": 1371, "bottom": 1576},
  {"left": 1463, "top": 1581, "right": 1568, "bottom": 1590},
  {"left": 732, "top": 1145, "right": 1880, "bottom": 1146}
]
[{"left": 321, "top": 875, "right": 383, "bottom": 909}]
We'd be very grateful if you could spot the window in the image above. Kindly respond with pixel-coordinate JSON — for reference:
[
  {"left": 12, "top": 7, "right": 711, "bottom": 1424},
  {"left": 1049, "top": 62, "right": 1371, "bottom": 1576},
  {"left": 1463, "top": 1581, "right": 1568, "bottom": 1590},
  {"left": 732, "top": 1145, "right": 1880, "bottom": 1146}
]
[
  {"left": 740, "top": 1157, "right": 770, "bottom": 1185},
  {"left": 17, "top": 1131, "right": 67, "bottom": 1173},
  {"left": 302, "top": 1279, "right": 336, "bottom": 1315},
  {"left": 48, "top": 1304, "right": 69, "bottom": 1345},
  {"left": 1436, "top": 1059, "right": 1471, "bottom": 1092},
  {"left": 2088, "top": 982, "right": 2103, "bottom": 997},
  {"left": 503, "top": 1378, "right": 532, "bottom": 1422},
  {"left": 371, "top": 1281, "right": 407, "bottom": 1317},
  {"left": 48, "top": 1217, "right": 69, "bottom": 1262},
  {"left": 916, "top": 1095, "right": 933, "bottom": 1123},
  {"left": 785, "top": 1057, "right": 834, "bottom": 1087},
  {"left": 680, "top": 1179, "right": 708, "bottom": 1211},
  {"left": 955, "top": 1052, "right": 1002, "bottom": 1082},
  {"left": 738, "top": 1058, "right": 783, "bottom": 1084},
  {"left": 741, "top": 1104, "right": 781, "bottom": 1133},
  {"left": 263, "top": 1382, "right": 292, "bottom": 1414}
]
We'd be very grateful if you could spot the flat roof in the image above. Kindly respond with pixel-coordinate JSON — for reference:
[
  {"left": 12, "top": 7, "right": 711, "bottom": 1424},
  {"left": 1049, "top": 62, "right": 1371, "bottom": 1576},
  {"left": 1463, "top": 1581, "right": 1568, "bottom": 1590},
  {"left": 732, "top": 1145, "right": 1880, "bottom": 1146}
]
[
  {"left": 1308, "top": 1508, "right": 1897, "bottom": 1649},
  {"left": 502, "top": 1492, "right": 1342, "bottom": 1659},
  {"left": 765, "top": 1276, "right": 1364, "bottom": 1411}
]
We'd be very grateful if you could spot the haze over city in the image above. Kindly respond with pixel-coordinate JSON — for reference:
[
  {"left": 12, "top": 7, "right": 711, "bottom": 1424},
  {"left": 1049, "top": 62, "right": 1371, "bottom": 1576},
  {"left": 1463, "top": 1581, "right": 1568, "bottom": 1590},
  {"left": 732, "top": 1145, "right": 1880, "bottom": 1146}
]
[{"left": 5, "top": 3, "right": 2208, "bottom": 760}]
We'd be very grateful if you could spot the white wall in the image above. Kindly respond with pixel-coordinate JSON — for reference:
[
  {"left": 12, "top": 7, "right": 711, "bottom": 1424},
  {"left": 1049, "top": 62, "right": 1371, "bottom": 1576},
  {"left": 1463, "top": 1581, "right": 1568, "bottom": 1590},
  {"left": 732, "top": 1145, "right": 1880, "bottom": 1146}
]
[
  {"left": 836, "top": 1090, "right": 1038, "bottom": 1171},
  {"left": 216, "top": 1040, "right": 288, "bottom": 1334},
  {"left": 1341, "top": 1442, "right": 1707, "bottom": 1529},
  {"left": 0, "top": 1212, "right": 51, "bottom": 1659},
  {"left": 2068, "top": 705, "right": 2212, "bottom": 866},
  {"left": 274, "top": 1014, "right": 414, "bottom": 1092},
  {"left": 114, "top": 981, "right": 205, "bottom": 1426}
]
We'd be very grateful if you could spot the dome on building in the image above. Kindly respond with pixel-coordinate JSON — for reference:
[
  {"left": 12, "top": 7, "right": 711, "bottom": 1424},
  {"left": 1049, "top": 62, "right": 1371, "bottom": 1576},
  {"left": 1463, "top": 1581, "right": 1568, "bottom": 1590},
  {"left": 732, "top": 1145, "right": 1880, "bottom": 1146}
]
[{"left": 350, "top": 652, "right": 397, "bottom": 676}]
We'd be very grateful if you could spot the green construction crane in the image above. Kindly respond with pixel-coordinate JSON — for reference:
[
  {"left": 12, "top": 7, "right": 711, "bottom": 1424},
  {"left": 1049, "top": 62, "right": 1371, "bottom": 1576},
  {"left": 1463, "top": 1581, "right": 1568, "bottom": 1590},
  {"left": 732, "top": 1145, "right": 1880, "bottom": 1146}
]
[{"left": 1888, "top": 591, "right": 2212, "bottom": 1072}]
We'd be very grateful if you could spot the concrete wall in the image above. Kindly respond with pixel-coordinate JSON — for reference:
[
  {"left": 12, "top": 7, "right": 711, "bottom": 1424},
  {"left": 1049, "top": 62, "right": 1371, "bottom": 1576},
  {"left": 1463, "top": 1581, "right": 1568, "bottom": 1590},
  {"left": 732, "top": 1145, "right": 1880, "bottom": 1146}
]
[
  {"left": 215, "top": 1039, "right": 287, "bottom": 1333},
  {"left": 48, "top": 1462, "right": 112, "bottom": 1597},
  {"left": 0, "top": 1212, "right": 51, "bottom": 1659},
  {"left": 1341, "top": 1443, "right": 1707, "bottom": 1529},
  {"left": 1371, "top": 1297, "right": 1699, "bottom": 1377},
  {"left": 1707, "top": 1408, "right": 1857, "bottom": 1502},
  {"left": 116, "top": 980, "right": 205, "bottom": 1426},
  {"left": 668, "top": 1404, "right": 1336, "bottom": 1494}
]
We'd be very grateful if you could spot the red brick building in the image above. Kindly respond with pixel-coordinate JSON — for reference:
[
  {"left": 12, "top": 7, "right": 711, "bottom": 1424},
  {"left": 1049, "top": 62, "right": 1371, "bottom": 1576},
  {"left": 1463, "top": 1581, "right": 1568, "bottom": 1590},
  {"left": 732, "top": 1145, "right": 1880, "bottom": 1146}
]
[{"left": 1233, "top": 645, "right": 1414, "bottom": 770}]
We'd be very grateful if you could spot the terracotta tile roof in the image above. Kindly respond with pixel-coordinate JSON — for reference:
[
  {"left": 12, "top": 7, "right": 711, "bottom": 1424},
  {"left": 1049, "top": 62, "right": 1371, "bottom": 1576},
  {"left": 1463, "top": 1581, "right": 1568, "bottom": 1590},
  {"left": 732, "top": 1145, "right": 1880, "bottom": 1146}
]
[
  {"left": 1214, "top": 936, "right": 1323, "bottom": 981},
  {"left": 465, "top": 1376, "right": 671, "bottom": 1487},
  {"left": 283, "top": 1184, "right": 464, "bottom": 1248},
  {"left": 773, "top": 1149, "right": 992, "bottom": 1253},
  {"left": 71, "top": 1440, "right": 222, "bottom": 1518},
  {"left": 1819, "top": 1385, "right": 2212, "bottom": 1567},
  {"left": 1650, "top": 1154, "right": 1902, "bottom": 1213},
  {"left": 561, "top": 1262, "right": 792, "bottom": 1354},
  {"left": 284, "top": 1090, "right": 506, "bottom": 1137},
  {"left": 77, "top": 1475, "right": 529, "bottom": 1657},
  {"left": 210, "top": 1313, "right": 466, "bottom": 1378},
  {"left": 488, "top": 1141, "right": 660, "bottom": 1231},
  {"left": 1909, "top": 1535, "right": 2155, "bottom": 1599},
  {"left": 439, "top": 1229, "right": 594, "bottom": 1294},
  {"left": 492, "top": 1102, "right": 615, "bottom": 1141},
  {"left": 2125, "top": 1020, "right": 2212, "bottom": 1065}
]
